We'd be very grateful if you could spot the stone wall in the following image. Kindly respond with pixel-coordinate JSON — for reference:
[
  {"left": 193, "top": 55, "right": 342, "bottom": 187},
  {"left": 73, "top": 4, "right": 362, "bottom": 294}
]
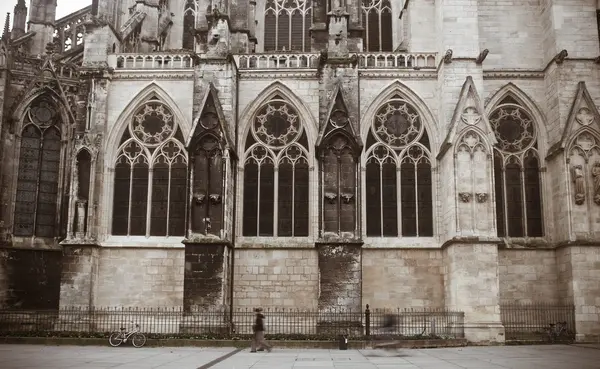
[
  {"left": 362, "top": 249, "right": 444, "bottom": 309},
  {"left": 183, "top": 244, "right": 228, "bottom": 310},
  {"left": 444, "top": 244, "right": 504, "bottom": 343},
  {"left": 478, "top": 0, "right": 544, "bottom": 69},
  {"left": 233, "top": 249, "right": 318, "bottom": 309},
  {"left": 60, "top": 245, "right": 100, "bottom": 308},
  {"left": 95, "top": 248, "right": 184, "bottom": 307},
  {"left": 557, "top": 246, "right": 600, "bottom": 341},
  {"left": 316, "top": 244, "right": 361, "bottom": 311},
  {"left": 0, "top": 248, "right": 62, "bottom": 309},
  {"left": 498, "top": 249, "right": 559, "bottom": 304}
]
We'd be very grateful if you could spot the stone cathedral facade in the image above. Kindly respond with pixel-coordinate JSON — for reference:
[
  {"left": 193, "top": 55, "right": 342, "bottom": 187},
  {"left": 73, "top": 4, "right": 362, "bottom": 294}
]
[{"left": 0, "top": 0, "right": 599, "bottom": 343}]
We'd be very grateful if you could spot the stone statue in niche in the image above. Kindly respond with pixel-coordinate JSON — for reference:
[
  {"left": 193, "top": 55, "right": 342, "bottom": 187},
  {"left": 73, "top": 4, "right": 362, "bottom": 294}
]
[
  {"left": 592, "top": 162, "right": 600, "bottom": 205},
  {"left": 571, "top": 164, "right": 585, "bottom": 205}
]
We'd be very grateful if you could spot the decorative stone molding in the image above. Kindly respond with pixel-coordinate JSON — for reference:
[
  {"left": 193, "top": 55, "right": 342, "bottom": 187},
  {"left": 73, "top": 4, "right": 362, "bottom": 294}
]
[
  {"left": 458, "top": 192, "right": 472, "bottom": 203},
  {"left": 112, "top": 71, "right": 195, "bottom": 80},
  {"left": 483, "top": 71, "right": 545, "bottom": 80},
  {"left": 460, "top": 107, "right": 481, "bottom": 126},
  {"left": 576, "top": 108, "right": 594, "bottom": 126},
  {"left": 475, "top": 193, "right": 488, "bottom": 203},
  {"left": 324, "top": 192, "right": 337, "bottom": 204}
]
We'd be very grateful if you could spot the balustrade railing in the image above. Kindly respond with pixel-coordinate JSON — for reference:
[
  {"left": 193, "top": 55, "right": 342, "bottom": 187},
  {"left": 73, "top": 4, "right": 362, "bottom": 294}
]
[
  {"left": 111, "top": 53, "right": 195, "bottom": 70},
  {"left": 234, "top": 53, "right": 320, "bottom": 69},
  {"left": 357, "top": 52, "right": 436, "bottom": 69},
  {"left": 233, "top": 52, "right": 436, "bottom": 70}
]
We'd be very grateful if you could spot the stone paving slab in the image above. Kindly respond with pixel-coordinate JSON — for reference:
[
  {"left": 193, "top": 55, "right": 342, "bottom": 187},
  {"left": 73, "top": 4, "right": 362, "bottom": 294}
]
[
  {"left": 0, "top": 345, "right": 235, "bottom": 369},
  {"left": 1, "top": 344, "right": 600, "bottom": 369}
]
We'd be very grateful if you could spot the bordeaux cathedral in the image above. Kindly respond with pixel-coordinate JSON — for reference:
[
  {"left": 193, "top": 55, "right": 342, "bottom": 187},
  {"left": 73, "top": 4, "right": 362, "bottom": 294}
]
[{"left": 0, "top": 0, "right": 599, "bottom": 343}]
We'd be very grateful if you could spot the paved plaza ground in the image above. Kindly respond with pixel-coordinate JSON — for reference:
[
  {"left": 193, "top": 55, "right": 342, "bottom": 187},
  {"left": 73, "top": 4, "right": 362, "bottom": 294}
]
[{"left": 0, "top": 344, "right": 599, "bottom": 369}]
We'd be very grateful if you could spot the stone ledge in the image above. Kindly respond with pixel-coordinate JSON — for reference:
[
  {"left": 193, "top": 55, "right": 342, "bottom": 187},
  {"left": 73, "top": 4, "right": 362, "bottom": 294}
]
[{"left": 0, "top": 337, "right": 468, "bottom": 349}]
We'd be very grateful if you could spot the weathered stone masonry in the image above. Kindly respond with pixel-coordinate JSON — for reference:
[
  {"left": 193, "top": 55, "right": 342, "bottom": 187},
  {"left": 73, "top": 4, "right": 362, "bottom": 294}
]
[{"left": 0, "top": 0, "right": 599, "bottom": 343}]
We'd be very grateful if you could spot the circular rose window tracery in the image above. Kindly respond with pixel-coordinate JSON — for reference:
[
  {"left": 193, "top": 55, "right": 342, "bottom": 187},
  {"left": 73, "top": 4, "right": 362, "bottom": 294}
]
[
  {"left": 28, "top": 99, "right": 57, "bottom": 127},
  {"left": 490, "top": 104, "right": 536, "bottom": 153},
  {"left": 253, "top": 100, "right": 301, "bottom": 148},
  {"left": 373, "top": 99, "right": 422, "bottom": 148},
  {"left": 130, "top": 101, "right": 175, "bottom": 147}
]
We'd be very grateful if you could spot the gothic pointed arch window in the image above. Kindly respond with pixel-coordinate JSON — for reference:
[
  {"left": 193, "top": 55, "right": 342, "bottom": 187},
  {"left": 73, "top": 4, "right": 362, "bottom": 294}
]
[
  {"left": 264, "top": 0, "right": 312, "bottom": 52},
  {"left": 14, "top": 96, "right": 64, "bottom": 237},
  {"left": 361, "top": 0, "right": 393, "bottom": 52},
  {"left": 112, "top": 98, "right": 188, "bottom": 237},
  {"left": 183, "top": 0, "right": 198, "bottom": 50},
  {"left": 321, "top": 133, "right": 358, "bottom": 237},
  {"left": 491, "top": 98, "right": 543, "bottom": 237},
  {"left": 190, "top": 103, "right": 226, "bottom": 236},
  {"left": 364, "top": 96, "right": 433, "bottom": 237},
  {"left": 243, "top": 96, "right": 310, "bottom": 237}
]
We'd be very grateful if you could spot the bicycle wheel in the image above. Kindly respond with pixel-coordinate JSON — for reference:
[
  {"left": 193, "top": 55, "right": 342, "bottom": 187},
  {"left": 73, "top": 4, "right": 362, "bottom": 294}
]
[
  {"left": 132, "top": 333, "right": 147, "bottom": 348},
  {"left": 109, "top": 332, "right": 124, "bottom": 347}
]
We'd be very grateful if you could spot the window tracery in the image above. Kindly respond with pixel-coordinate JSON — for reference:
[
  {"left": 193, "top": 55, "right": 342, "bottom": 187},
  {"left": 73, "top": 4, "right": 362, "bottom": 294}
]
[
  {"left": 361, "top": 0, "right": 393, "bottom": 52},
  {"left": 365, "top": 97, "right": 433, "bottom": 237},
  {"left": 243, "top": 97, "right": 309, "bottom": 237},
  {"left": 264, "top": 0, "right": 312, "bottom": 52},
  {"left": 14, "top": 96, "right": 63, "bottom": 238},
  {"left": 491, "top": 100, "right": 543, "bottom": 237},
  {"left": 112, "top": 99, "right": 187, "bottom": 237},
  {"left": 321, "top": 134, "right": 357, "bottom": 236}
]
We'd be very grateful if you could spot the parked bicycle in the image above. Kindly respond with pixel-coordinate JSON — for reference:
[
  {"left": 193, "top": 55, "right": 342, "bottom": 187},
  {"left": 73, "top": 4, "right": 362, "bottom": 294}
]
[
  {"left": 109, "top": 322, "right": 147, "bottom": 348},
  {"left": 545, "top": 321, "right": 568, "bottom": 343}
]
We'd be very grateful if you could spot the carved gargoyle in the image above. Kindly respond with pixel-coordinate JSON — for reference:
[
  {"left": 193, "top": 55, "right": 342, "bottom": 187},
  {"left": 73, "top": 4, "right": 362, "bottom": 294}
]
[
  {"left": 324, "top": 192, "right": 337, "bottom": 204},
  {"left": 194, "top": 192, "right": 206, "bottom": 205},
  {"left": 475, "top": 193, "right": 488, "bottom": 203},
  {"left": 443, "top": 49, "right": 453, "bottom": 64},
  {"left": 340, "top": 192, "right": 354, "bottom": 204},
  {"left": 209, "top": 194, "right": 222, "bottom": 204},
  {"left": 554, "top": 49, "right": 568, "bottom": 65},
  {"left": 475, "top": 49, "right": 489, "bottom": 64},
  {"left": 458, "top": 192, "right": 472, "bottom": 203}
]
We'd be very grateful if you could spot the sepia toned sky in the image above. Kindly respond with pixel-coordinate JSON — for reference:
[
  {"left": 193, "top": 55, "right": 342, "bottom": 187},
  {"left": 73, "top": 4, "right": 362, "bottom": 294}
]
[{"left": 0, "top": 1, "right": 91, "bottom": 31}]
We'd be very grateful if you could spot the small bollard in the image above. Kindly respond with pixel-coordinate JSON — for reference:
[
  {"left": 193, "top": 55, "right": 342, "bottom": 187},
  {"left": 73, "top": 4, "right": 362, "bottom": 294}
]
[{"left": 339, "top": 334, "right": 348, "bottom": 350}]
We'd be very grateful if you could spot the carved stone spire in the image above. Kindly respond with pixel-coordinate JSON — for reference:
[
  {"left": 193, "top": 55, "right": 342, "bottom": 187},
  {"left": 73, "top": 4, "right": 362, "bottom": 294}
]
[
  {"left": 2, "top": 13, "right": 10, "bottom": 40},
  {"left": 12, "top": 0, "right": 27, "bottom": 39}
]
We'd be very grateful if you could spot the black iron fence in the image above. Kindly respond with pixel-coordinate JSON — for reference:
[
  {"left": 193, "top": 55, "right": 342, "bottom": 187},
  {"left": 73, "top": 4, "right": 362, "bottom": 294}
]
[
  {"left": 500, "top": 303, "right": 576, "bottom": 342},
  {"left": 0, "top": 305, "right": 465, "bottom": 340}
]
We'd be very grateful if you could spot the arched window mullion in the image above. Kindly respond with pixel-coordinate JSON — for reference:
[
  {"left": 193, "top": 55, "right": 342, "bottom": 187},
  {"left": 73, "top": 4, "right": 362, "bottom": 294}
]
[
  {"left": 396, "top": 162, "right": 402, "bottom": 237},
  {"left": 166, "top": 161, "right": 172, "bottom": 236},
  {"left": 413, "top": 157, "right": 419, "bottom": 237},
  {"left": 127, "top": 159, "right": 134, "bottom": 236},
  {"left": 273, "top": 163, "right": 279, "bottom": 236},
  {"left": 520, "top": 164, "right": 528, "bottom": 237}
]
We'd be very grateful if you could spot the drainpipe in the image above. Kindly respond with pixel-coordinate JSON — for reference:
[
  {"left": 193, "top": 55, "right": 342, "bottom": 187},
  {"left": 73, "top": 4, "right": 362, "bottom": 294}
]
[{"left": 229, "top": 61, "right": 240, "bottom": 327}]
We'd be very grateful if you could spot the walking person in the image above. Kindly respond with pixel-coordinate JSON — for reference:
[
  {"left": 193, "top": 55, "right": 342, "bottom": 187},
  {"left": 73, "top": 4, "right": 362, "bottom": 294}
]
[{"left": 250, "top": 307, "right": 272, "bottom": 353}]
